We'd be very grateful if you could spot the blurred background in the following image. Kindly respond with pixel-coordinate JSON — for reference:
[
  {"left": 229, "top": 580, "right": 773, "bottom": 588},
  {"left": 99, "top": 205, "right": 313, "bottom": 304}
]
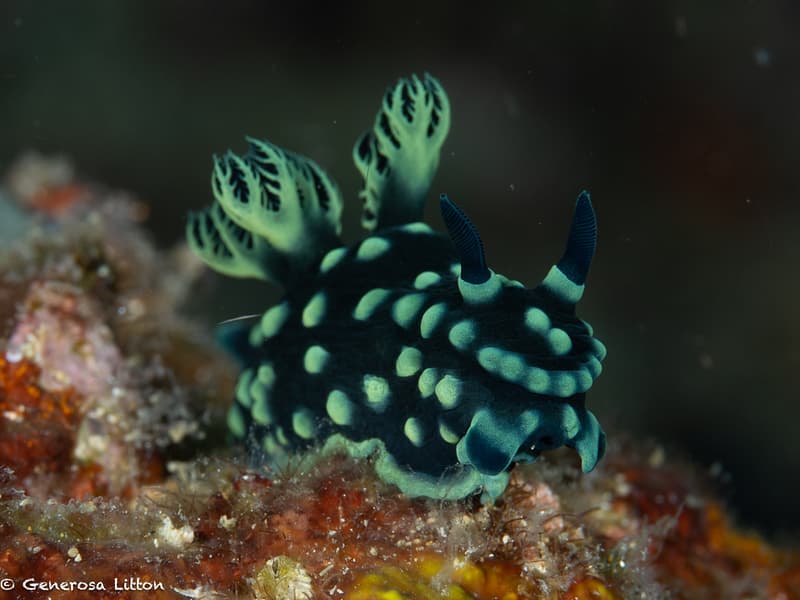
[{"left": 1, "top": 1, "right": 798, "bottom": 539}]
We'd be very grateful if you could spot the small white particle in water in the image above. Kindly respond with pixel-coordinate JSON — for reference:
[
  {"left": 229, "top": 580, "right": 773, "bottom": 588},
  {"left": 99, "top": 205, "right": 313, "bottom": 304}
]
[
  {"left": 698, "top": 353, "right": 713, "bottom": 369},
  {"left": 674, "top": 16, "right": 688, "bottom": 38},
  {"left": 753, "top": 47, "right": 771, "bottom": 67}
]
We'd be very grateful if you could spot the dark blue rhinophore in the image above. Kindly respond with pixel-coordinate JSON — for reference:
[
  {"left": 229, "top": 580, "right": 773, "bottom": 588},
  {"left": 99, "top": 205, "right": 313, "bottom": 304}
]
[
  {"left": 556, "top": 190, "right": 597, "bottom": 286},
  {"left": 439, "top": 193, "right": 490, "bottom": 284}
]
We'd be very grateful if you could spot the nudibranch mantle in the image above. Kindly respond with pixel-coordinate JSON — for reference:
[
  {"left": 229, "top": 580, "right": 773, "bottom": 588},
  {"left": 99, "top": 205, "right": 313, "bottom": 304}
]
[{"left": 187, "top": 73, "right": 607, "bottom": 501}]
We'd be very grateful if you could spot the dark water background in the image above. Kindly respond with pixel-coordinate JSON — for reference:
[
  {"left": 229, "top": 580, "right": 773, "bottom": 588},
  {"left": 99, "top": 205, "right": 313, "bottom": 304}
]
[{"left": 1, "top": 1, "right": 798, "bottom": 540}]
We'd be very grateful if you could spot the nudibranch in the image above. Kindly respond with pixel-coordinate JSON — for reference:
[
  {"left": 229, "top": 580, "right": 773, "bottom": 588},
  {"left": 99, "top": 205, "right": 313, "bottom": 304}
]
[{"left": 187, "top": 73, "right": 607, "bottom": 500}]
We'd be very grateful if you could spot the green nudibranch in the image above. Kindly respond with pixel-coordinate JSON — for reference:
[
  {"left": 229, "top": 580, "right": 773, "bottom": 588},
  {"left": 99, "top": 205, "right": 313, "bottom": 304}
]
[{"left": 187, "top": 73, "right": 607, "bottom": 500}]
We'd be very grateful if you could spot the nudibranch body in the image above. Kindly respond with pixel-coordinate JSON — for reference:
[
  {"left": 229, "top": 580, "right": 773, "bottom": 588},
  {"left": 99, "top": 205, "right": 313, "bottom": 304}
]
[{"left": 187, "top": 74, "right": 607, "bottom": 500}]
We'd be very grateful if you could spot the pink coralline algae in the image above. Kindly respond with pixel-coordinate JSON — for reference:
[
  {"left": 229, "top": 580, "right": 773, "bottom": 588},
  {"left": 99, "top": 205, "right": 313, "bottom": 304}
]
[
  {"left": 0, "top": 154, "right": 233, "bottom": 499},
  {"left": 6, "top": 279, "right": 125, "bottom": 397}
]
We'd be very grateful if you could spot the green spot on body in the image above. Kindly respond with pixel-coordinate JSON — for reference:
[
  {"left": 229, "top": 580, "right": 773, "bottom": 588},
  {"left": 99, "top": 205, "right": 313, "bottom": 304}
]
[
  {"left": 448, "top": 320, "right": 476, "bottom": 351},
  {"left": 419, "top": 302, "right": 447, "bottom": 338},
  {"left": 356, "top": 236, "right": 390, "bottom": 261},
  {"left": 404, "top": 417, "right": 425, "bottom": 447},
  {"left": 249, "top": 379, "right": 272, "bottom": 425},
  {"left": 434, "top": 374, "right": 461, "bottom": 409},
  {"left": 363, "top": 375, "right": 391, "bottom": 412},
  {"left": 551, "top": 372, "right": 577, "bottom": 397},
  {"left": 319, "top": 246, "right": 347, "bottom": 273},
  {"left": 396, "top": 346, "right": 423, "bottom": 377},
  {"left": 303, "top": 345, "right": 330, "bottom": 374},
  {"left": 586, "top": 356, "right": 603, "bottom": 379},
  {"left": 326, "top": 390, "right": 354, "bottom": 426},
  {"left": 258, "top": 363, "right": 276, "bottom": 386},
  {"left": 500, "top": 352, "right": 526, "bottom": 382},
  {"left": 292, "top": 408, "right": 316, "bottom": 439},
  {"left": 402, "top": 222, "right": 433, "bottom": 234},
  {"left": 525, "top": 367, "right": 550, "bottom": 394},
  {"left": 418, "top": 368, "right": 439, "bottom": 398},
  {"left": 575, "top": 369, "right": 593, "bottom": 392},
  {"left": 227, "top": 404, "right": 246, "bottom": 438},
  {"left": 561, "top": 405, "right": 580, "bottom": 439},
  {"left": 353, "top": 288, "right": 391, "bottom": 321},
  {"left": 413, "top": 271, "right": 441, "bottom": 289},
  {"left": 391, "top": 293, "right": 427, "bottom": 328},
  {"left": 248, "top": 325, "right": 263, "bottom": 346},
  {"left": 524, "top": 307, "right": 551, "bottom": 333},
  {"left": 262, "top": 434, "right": 281, "bottom": 455},
  {"left": 261, "top": 302, "right": 290, "bottom": 338},
  {"left": 591, "top": 337, "right": 607, "bottom": 360},
  {"left": 302, "top": 291, "right": 326, "bottom": 328},
  {"left": 438, "top": 421, "right": 460, "bottom": 444},
  {"left": 476, "top": 346, "right": 503, "bottom": 373},
  {"left": 235, "top": 369, "right": 255, "bottom": 408},
  {"left": 548, "top": 328, "right": 572, "bottom": 355},
  {"left": 275, "top": 426, "right": 289, "bottom": 446}
]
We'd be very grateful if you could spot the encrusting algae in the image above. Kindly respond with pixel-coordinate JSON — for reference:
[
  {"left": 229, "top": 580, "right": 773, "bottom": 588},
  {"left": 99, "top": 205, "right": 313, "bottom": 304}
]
[{"left": 0, "top": 154, "right": 798, "bottom": 597}]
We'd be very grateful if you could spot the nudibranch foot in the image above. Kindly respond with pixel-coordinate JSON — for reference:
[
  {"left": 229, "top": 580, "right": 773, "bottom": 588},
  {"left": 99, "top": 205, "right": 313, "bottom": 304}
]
[{"left": 189, "top": 73, "right": 608, "bottom": 502}]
